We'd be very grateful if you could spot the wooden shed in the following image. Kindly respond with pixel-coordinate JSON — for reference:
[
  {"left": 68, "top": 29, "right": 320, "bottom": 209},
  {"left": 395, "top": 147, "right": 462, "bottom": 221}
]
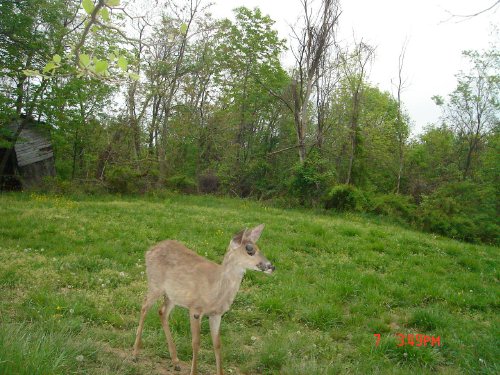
[{"left": 0, "top": 117, "right": 55, "bottom": 190}]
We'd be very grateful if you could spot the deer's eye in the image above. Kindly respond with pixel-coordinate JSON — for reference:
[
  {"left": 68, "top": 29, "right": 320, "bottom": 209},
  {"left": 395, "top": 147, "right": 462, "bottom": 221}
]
[{"left": 245, "top": 244, "right": 255, "bottom": 255}]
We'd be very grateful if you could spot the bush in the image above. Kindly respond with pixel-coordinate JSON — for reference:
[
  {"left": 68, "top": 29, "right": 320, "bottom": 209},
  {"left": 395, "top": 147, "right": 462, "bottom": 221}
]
[
  {"left": 198, "top": 171, "right": 219, "bottom": 194},
  {"left": 323, "top": 184, "right": 368, "bottom": 212},
  {"left": 106, "top": 166, "right": 141, "bottom": 194},
  {"left": 291, "top": 153, "right": 333, "bottom": 205},
  {"left": 417, "top": 181, "right": 499, "bottom": 244},
  {"left": 241, "top": 159, "right": 274, "bottom": 198},
  {"left": 165, "top": 174, "right": 197, "bottom": 194},
  {"left": 370, "top": 193, "right": 417, "bottom": 224},
  {"left": 34, "top": 176, "right": 108, "bottom": 196}
]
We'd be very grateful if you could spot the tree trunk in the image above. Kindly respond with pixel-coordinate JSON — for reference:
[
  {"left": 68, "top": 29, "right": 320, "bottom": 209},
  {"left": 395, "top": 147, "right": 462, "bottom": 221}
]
[
  {"left": 462, "top": 137, "right": 477, "bottom": 180},
  {"left": 72, "top": 127, "right": 79, "bottom": 179},
  {"left": 15, "top": 76, "right": 27, "bottom": 115},
  {"left": 396, "top": 155, "right": 403, "bottom": 193},
  {"left": 346, "top": 132, "right": 355, "bottom": 185},
  {"left": 158, "top": 105, "right": 172, "bottom": 183},
  {"left": 292, "top": 78, "right": 312, "bottom": 164},
  {"left": 95, "top": 130, "right": 122, "bottom": 180},
  {"left": 127, "top": 81, "right": 141, "bottom": 160},
  {"left": 346, "top": 90, "right": 360, "bottom": 185},
  {"left": 236, "top": 69, "right": 249, "bottom": 164}
]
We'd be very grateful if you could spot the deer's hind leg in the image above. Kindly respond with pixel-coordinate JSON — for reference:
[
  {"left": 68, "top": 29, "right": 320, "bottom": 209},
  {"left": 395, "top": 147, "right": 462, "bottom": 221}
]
[
  {"left": 159, "top": 296, "right": 180, "bottom": 371},
  {"left": 133, "top": 288, "right": 162, "bottom": 357}
]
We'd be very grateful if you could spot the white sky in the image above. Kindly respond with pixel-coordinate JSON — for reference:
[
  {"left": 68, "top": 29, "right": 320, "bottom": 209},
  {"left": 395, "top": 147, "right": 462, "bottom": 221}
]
[{"left": 210, "top": 0, "right": 500, "bottom": 134}]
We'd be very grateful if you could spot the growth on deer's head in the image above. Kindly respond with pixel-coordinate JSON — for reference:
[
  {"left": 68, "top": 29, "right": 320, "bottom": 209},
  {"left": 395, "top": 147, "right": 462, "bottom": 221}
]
[{"left": 133, "top": 224, "right": 274, "bottom": 375}]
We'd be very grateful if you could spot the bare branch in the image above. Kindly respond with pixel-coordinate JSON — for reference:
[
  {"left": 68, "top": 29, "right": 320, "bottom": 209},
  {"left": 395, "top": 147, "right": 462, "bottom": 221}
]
[{"left": 442, "top": 0, "right": 500, "bottom": 23}]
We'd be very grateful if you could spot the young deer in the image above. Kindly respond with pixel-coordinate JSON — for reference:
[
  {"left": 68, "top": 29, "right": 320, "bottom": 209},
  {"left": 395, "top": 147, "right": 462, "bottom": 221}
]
[{"left": 133, "top": 224, "right": 274, "bottom": 375}]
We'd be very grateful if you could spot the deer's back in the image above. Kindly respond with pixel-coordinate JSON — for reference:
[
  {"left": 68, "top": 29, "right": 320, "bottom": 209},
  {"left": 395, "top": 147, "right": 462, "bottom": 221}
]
[{"left": 145, "top": 240, "right": 220, "bottom": 309}]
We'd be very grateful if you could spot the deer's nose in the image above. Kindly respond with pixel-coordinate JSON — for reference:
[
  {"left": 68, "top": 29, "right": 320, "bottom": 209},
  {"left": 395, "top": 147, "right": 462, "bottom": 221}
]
[{"left": 258, "top": 262, "right": 275, "bottom": 273}]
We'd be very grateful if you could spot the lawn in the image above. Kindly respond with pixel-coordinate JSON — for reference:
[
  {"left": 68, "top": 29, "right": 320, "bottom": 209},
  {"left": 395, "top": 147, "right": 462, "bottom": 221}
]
[{"left": 0, "top": 192, "right": 498, "bottom": 374}]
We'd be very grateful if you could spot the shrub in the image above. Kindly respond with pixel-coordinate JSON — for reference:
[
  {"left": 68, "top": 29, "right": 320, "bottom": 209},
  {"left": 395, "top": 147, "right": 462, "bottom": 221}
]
[
  {"left": 417, "top": 181, "right": 499, "bottom": 244},
  {"left": 35, "top": 176, "right": 71, "bottom": 194},
  {"left": 198, "top": 171, "right": 219, "bottom": 194},
  {"left": 291, "top": 153, "right": 333, "bottom": 205},
  {"left": 323, "top": 184, "right": 367, "bottom": 211},
  {"left": 165, "top": 174, "right": 197, "bottom": 194},
  {"left": 241, "top": 159, "right": 275, "bottom": 198},
  {"left": 371, "top": 194, "right": 417, "bottom": 224},
  {"left": 105, "top": 166, "right": 141, "bottom": 194}
]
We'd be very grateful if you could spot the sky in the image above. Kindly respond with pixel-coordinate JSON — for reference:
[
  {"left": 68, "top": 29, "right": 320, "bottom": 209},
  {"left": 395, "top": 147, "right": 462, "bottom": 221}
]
[{"left": 209, "top": 0, "right": 499, "bottom": 134}]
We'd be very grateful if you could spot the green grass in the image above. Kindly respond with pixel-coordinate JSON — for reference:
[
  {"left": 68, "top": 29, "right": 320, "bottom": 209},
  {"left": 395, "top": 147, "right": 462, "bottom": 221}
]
[{"left": 0, "top": 192, "right": 498, "bottom": 374}]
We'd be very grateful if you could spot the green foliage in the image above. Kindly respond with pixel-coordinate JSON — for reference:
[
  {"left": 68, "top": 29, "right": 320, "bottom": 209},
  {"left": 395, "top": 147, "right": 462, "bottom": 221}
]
[
  {"left": 370, "top": 194, "right": 417, "bottom": 224},
  {"left": 33, "top": 176, "right": 107, "bottom": 196},
  {"left": 406, "top": 126, "right": 462, "bottom": 199},
  {"left": 435, "top": 49, "right": 499, "bottom": 180},
  {"left": 0, "top": 0, "right": 496, "bottom": 251},
  {"left": 417, "top": 181, "right": 499, "bottom": 244},
  {"left": 106, "top": 165, "right": 141, "bottom": 194},
  {"left": 239, "top": 158, "right": 277, "bottom": 198},
  {"left": 323, "top": 184, "right": 368, "bottom": 211},
  {"left": 291, "top": 154, "right": 332, "bottom": 205},
  {"left": 82, "top": 0, "right": 94, "bottom": 15},
  {"left": 165, "top": 174, "right": 197, "bottom": 194},
  {"left": 477, "top": 130, "right": 500, "bottom": 186},
  {"left": 358, "top": 85, "right": 406, "bottom": 191}
]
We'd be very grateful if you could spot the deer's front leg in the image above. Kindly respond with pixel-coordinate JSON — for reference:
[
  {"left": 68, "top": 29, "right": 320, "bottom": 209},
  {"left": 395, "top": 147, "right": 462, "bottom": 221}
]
[
  {"left": 189, "top": 310, "right": 202, "bottom": 375},
  {"left": 209, "top": 315, "right": 223, "bottom": 375}
]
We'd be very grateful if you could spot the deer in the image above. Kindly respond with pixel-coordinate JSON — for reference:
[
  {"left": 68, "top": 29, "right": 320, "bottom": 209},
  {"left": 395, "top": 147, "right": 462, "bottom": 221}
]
[{"left": 132, "top": 224, "right": 275, "bottom": 375}]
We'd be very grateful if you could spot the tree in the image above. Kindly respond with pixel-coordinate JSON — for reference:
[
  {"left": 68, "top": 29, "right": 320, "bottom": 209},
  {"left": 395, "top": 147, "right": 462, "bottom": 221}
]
[
  {"left": 446, "top": 1, "right": 500, "bottom": 21},
  {"left": 338, "top": 40, "right": 374, "bottom": 185},
  {"left": 156, "top": 0, "right": 203, "bottom": 183},
  {"left": 289, "top": 0, "right": 340, "bottom": 163},
  {"left": 217, "top": 7, "right": 287, "bottom": 157},
  {"left": 212, "top": 7, "right": 289, "bottom": 195},
  {"left": 359, "top": 85, "right": 403, "bottom": 192},
  {"left": 393, "top": 41, "right": 410, "bottom": 193},
  {"left": 406, "top": 126, "right": 461, "bottom": 199},
  {"left": 434, "top": 49, "right": 499, "bottom": 180},
  {"left": 0, "top": 0, "right": 80, "bottom": 178}
]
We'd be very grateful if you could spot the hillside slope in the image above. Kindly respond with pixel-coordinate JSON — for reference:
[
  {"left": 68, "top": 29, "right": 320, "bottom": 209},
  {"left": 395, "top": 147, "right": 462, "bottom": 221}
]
[{"left": 0, "top": 193, "right": 498, "bottom": 374}]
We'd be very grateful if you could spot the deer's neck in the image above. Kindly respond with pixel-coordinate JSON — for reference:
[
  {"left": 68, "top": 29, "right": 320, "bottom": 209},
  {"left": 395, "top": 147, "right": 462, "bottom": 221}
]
[{"left": 214, "top": 253, "right": 245, "bottom": 314}]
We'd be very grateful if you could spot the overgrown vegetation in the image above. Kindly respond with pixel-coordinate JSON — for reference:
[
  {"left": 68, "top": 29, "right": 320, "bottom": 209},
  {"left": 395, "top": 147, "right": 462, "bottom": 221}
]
[
  {"left": 1, "top": 0, "right": 497, "bottom": 244},
  {"left": 0, "top": 193, "right": 498, "bottom": 374}
]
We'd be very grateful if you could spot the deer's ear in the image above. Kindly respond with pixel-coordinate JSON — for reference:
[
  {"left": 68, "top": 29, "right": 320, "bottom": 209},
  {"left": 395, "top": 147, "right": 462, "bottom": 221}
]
[
  {"left": 246, "top": 224, "right": 265, "bottom": 243},
  {"left": 230, "top": 228, "right": 246, "bottom": 249}
]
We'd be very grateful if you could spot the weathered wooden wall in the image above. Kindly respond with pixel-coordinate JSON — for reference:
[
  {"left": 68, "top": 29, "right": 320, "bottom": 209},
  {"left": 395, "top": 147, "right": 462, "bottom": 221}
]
[
  {"left": 1, "top": 119, "right": 55, "bottom": 188},
  {"left": 15, "top": 126, "right": 54, "bottom": 167}
]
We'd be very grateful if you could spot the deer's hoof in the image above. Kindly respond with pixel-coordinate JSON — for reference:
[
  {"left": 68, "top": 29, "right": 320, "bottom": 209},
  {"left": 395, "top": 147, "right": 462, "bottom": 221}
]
[{"left": 174, "top": 364, "right": 181, "bottom": 371}]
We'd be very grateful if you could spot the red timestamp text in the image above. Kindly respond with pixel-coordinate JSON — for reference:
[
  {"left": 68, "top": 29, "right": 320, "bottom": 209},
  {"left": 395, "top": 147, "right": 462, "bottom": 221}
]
[{"left": 374, "top": 333, "right": 441, "bottom": 347}]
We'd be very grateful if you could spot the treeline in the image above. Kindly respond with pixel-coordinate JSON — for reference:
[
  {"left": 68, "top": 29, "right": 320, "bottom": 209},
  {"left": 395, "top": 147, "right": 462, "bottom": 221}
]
[{"left": 0, "top": 0, "right": 498, "bottom": 244}]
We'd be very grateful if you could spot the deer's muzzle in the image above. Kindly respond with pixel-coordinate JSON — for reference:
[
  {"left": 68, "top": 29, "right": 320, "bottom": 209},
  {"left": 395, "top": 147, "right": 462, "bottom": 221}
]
[{"left": 258, "top": 262, "right": 275, "bottom": 274}]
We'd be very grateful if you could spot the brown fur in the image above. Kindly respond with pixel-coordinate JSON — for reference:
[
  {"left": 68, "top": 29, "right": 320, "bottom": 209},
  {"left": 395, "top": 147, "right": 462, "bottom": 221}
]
[{"left": 133, "top": 224, "right": 274, "bottom": 375}]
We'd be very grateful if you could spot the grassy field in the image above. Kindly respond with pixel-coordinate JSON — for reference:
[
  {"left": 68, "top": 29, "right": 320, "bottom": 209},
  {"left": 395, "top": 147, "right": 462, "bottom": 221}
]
[{"left": 0, "top": 192, "right": 498, "bottom": 374}]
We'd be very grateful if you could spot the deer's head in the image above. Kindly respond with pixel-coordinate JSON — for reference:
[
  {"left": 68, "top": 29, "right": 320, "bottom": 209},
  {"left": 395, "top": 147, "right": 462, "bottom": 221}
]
[{"left": 227, "top": 224, "right": 275, "bottom": 274}]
